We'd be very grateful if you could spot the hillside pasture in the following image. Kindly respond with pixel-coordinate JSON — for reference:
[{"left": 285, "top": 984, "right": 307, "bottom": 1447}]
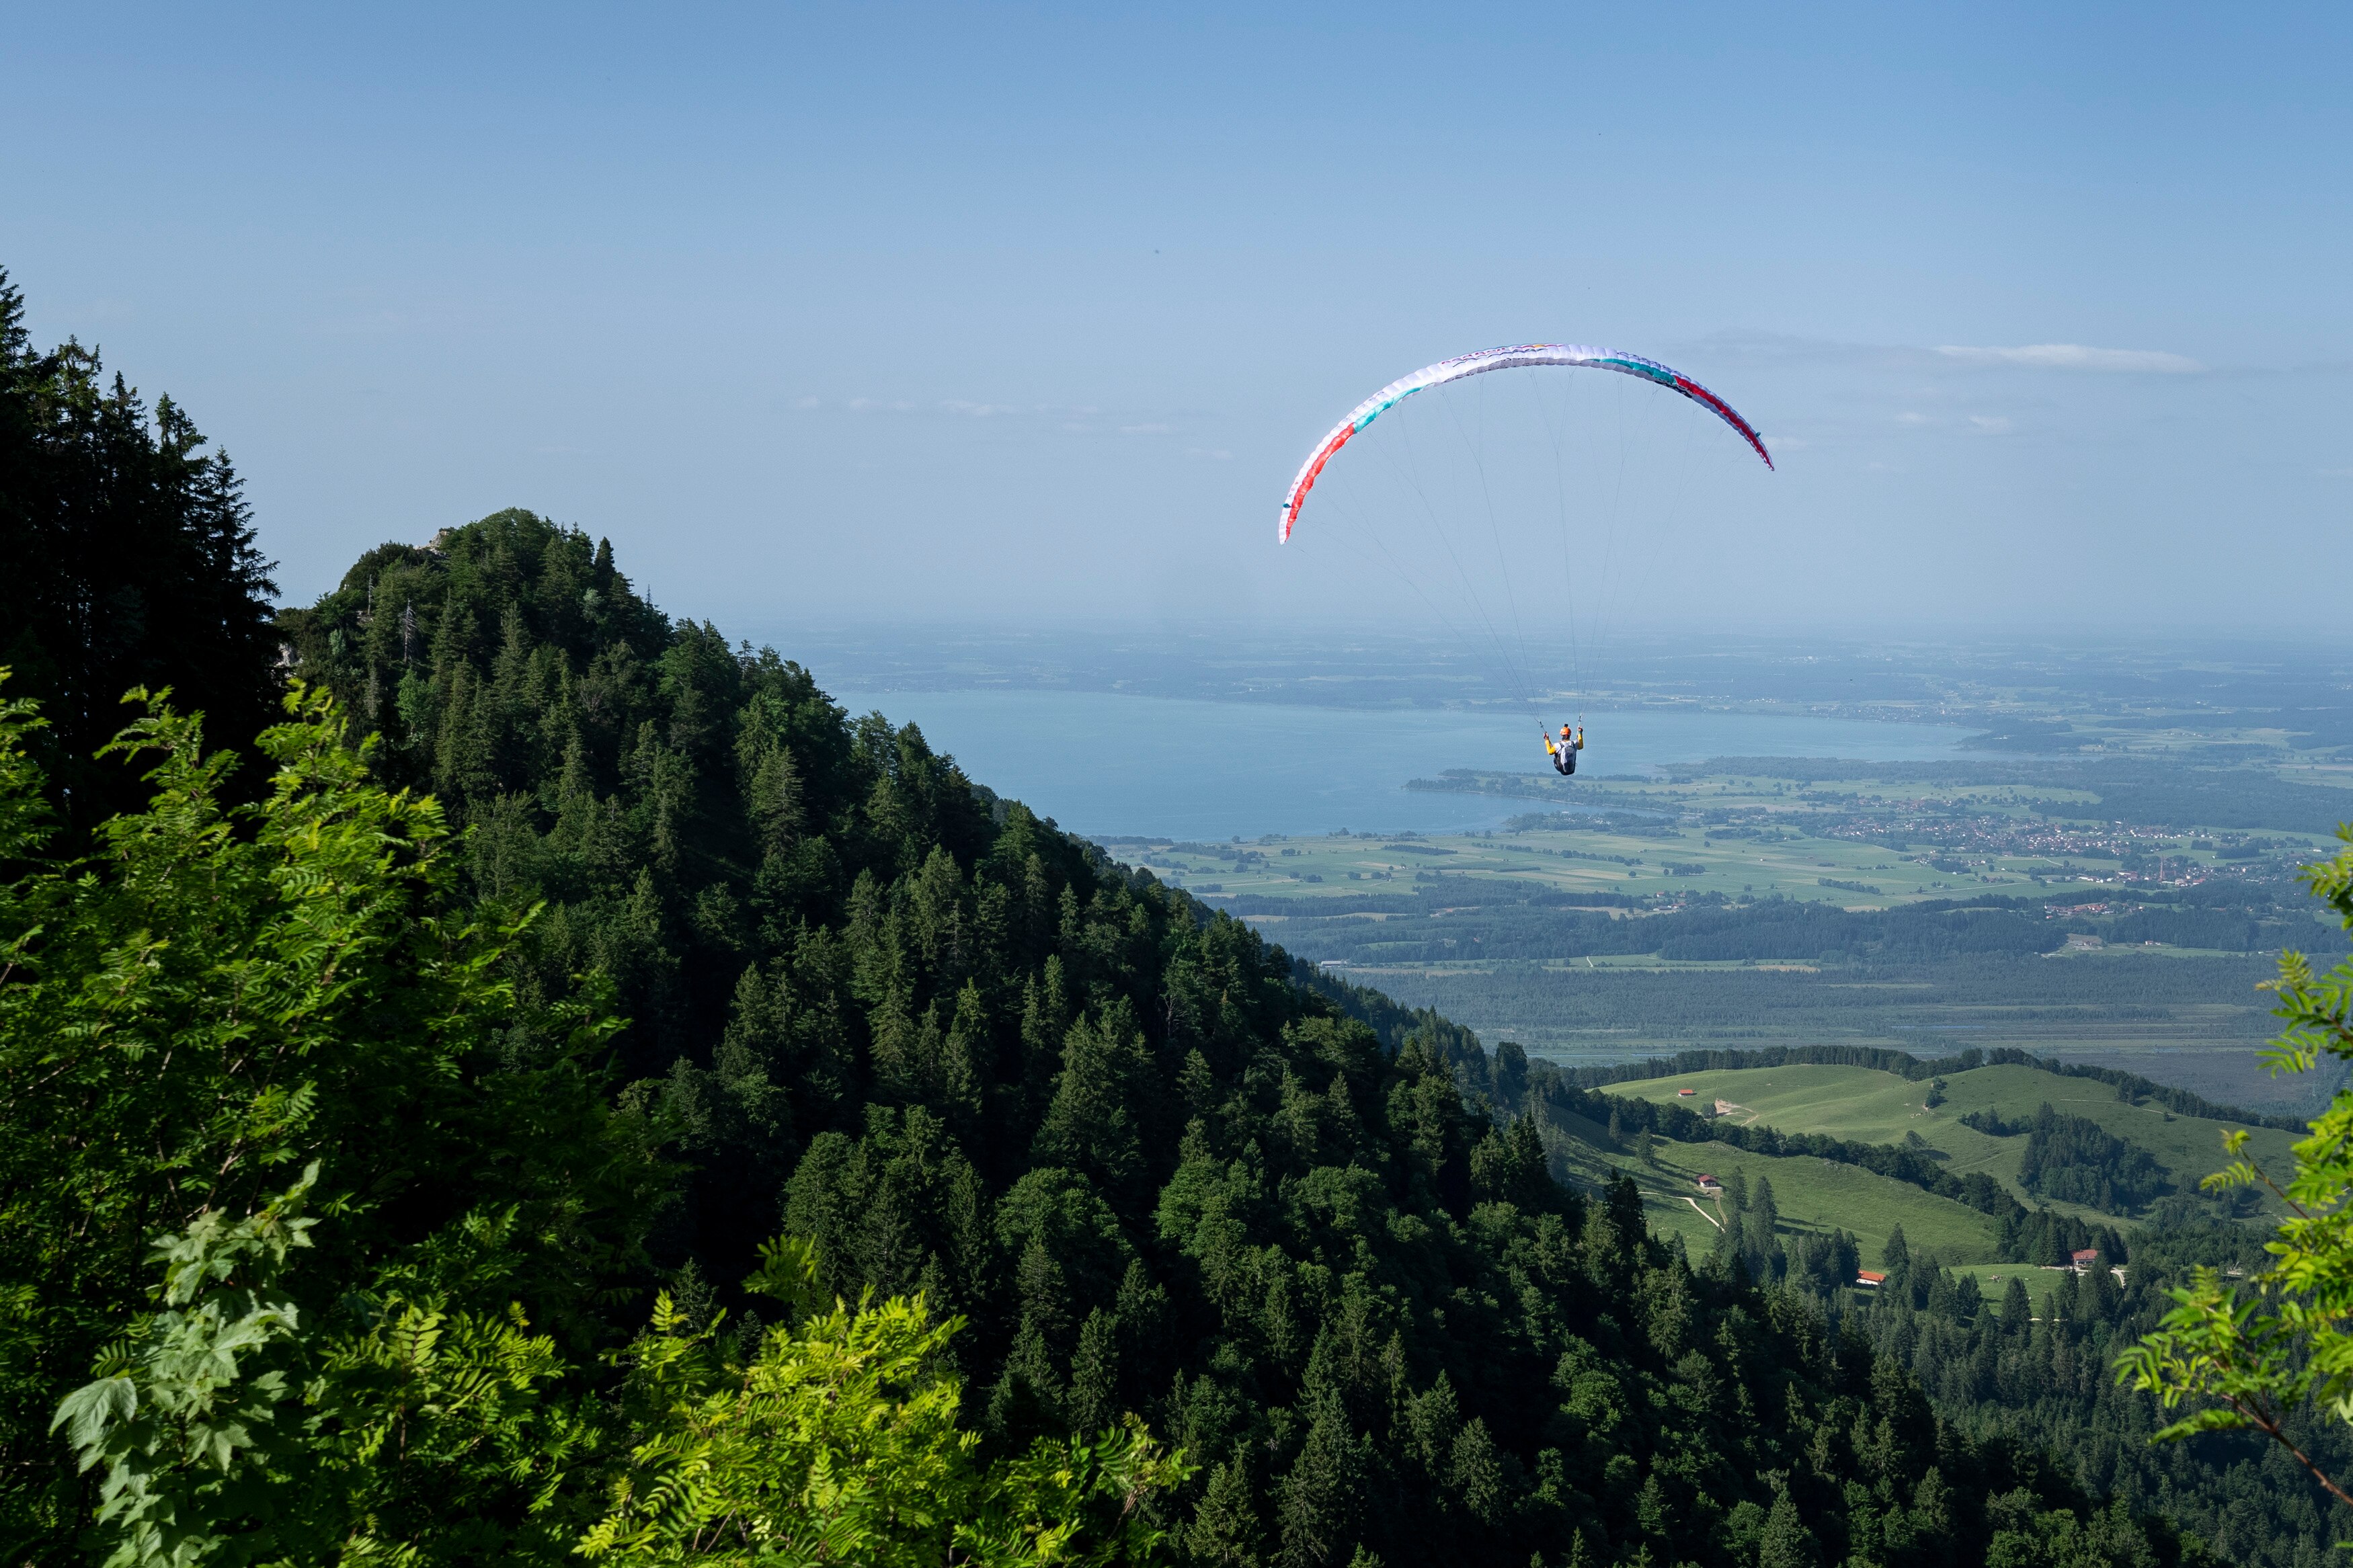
[
  {"left": 1599, "top": 1057, "right": 2301, "bottom": 1225},
  {"left": 1634, "top": 1137, "right": 2001, "bottom": 1269}
]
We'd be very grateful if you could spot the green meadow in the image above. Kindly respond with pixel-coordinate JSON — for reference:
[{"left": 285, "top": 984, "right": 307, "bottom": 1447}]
[
  {"left": 1636, "top": 1137, "right": 2001, "bottom": 1270},
  {"left": 1601, "top": 1057, "right": 2300, "bottom": 1219},
  {"left": 1527, "top": 1064, "right": 2013, "bottom": 1270}
]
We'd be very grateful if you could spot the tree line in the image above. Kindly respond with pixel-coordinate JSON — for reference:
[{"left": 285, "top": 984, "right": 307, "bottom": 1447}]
[{"left": 1572, "top": 1046, "right": 2307, "bottom": 1135}]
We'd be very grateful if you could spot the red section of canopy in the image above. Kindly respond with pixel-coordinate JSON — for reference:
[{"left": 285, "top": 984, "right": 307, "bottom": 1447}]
[
  {"left": 1671, "top": 374, "right": 1773, "bottom": 471},
  {"left": 1279, "top": 423, "right": 1354, "bottom": 543}
]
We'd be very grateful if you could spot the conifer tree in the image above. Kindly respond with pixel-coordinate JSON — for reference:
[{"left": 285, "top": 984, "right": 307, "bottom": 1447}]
[
  {"left": 1277, "top": 1401, "right": 1366, "bottom": 1568},
  {"left": 1758, "top": 1488, "right": 1819, "bottom": 1568},
  {"left": 1186, "top": 1452, "right": 1268, "bottom": 1567},
  {"left": 0, "top": 270, "right": 280, "bottom": 833}
]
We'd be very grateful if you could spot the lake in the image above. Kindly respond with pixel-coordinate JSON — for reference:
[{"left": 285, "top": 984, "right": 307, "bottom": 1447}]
[{"left": 828, "top": 689, "right": 1972, "bottom": 839}]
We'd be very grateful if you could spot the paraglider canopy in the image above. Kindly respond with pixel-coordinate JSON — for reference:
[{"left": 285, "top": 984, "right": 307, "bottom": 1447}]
[{"left": 1279, "top": 343, "right": 1771, "bottom": 542}]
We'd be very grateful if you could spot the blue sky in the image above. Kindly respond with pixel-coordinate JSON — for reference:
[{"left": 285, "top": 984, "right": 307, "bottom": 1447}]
[{"left": 5, "top": 3, "right": 2347, "bottom": 635}]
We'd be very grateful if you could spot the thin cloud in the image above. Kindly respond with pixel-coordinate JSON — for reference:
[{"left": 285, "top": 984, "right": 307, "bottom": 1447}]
[
  {"left": 1969, "top": 415, "right": 2015, "bottom": 434},
  {"left": 1687, "top": 330, "right": 2217, "bottom": 377},
  {"left": 1933, "top": 343, "right": 2204, "bottom": 374}
]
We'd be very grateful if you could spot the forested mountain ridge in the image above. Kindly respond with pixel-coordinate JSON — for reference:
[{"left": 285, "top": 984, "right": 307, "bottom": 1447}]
[
  {"left": 253, "top": 508, "right": 2221, "bottom": 1565},
  {"left": 0, "top": 269, "right": 281, "bottom": 837}
]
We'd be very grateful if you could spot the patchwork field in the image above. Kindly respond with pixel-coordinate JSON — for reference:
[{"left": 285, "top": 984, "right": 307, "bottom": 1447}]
[
  {"left": 1125, "top": 752, "right": 2348, "bottom": 1112},
  {"left": 1129, "top": 817, "right": 2002, "bottom": 908},
  {"left": 1114, "top": 759, "right": 2347, "bottom": 911}
]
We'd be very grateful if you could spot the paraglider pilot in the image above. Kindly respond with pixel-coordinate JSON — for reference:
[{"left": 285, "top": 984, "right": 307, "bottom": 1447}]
[{"left": 1545, "top": 723, "right": 1584, "bottom": 776}]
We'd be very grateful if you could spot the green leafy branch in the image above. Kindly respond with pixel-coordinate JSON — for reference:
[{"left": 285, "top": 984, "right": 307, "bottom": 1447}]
[
  {"left": 2121, "top": 826, "right": 2353, "bottom": 1512},
  {"left": 580, "top": 1235, "right": 1191, "bottom": 1567}
]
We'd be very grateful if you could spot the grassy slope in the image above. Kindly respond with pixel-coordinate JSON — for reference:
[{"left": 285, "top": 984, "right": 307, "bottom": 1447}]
[
  {"left": 1601, "top": 1059, "right": 2303, "bottom": 1222},
  {"left": 1645, "top": 1137, "right": 1999, "bottom": 1269},
  {"left": 1537, "top": 1096, "right": 2002, "bottom": 1271}
]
